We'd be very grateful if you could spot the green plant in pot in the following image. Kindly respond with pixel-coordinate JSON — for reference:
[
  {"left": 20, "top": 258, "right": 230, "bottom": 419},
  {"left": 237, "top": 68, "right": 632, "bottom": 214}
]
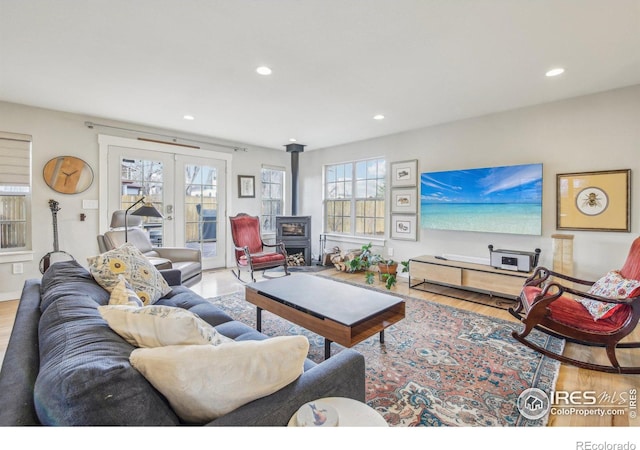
[
  {"left": 377, "top": 258, "right": 398, "bottom": 278},
  {"left": 347, "top": 242, "right": 373, "bottom": 273},
  {"left": 349, "top": 243, "right": 409, "bottom": 289},
  {"left": 377, "top": 259, "right": 409, "bottom": 289},
  {"left": 365, "top": 251, "right": 409, "bottom": 290}
]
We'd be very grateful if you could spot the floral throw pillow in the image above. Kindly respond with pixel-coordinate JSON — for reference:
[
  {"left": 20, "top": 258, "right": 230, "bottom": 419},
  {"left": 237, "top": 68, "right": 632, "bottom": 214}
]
[
  {"left": 577, "top": 270, "right": 640, "bottom": 321},
  {"left": 88, "top": 243, "right": 171, "bottom": 305}
]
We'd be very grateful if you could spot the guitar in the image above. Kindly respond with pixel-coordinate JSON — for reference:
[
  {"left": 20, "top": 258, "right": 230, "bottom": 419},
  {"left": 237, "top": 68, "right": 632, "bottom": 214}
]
[{"left": 39, "top": 199, "right": 75, "bottom": 274}]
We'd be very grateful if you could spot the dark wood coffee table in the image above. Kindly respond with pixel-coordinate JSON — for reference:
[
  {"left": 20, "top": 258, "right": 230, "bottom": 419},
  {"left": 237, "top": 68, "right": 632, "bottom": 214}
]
[{"left": 245, "top": 274, "right": 405, "bottom": 359}]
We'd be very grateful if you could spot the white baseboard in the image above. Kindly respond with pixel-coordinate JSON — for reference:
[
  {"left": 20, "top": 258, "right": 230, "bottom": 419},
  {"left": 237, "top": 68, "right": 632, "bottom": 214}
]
[{"left": 0, "top": 291, "right": 21, "bottom": 302}]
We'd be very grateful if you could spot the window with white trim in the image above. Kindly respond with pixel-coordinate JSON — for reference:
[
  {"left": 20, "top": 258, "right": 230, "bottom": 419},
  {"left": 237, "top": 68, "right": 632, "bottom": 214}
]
[
  {"left": 0, "top": 132, "right": 32, "bottom": 252},
  {"left": 261, "top": 166, "right": 285, "bottom": 232},
  {"left": 324, "top": 158, "right": 385, "bottom": 237}
]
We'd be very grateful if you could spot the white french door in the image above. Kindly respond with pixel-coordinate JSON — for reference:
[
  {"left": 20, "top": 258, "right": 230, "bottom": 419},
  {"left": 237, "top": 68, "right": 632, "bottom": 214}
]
[
  {"left": 107, "top": 146, "right": 175, "bottom": 245},
  {"left": 174, "top": 154, "right": 226, "bottom": 269},
  {"left": 99, "top": 135, "right": 229, "bottom": 270}
]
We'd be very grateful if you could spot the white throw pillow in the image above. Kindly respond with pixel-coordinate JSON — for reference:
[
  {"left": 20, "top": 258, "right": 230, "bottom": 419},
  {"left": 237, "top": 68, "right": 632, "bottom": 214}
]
[
  {"left": 99, "top": 304, "right": 231, "bottom": 347},
  {"left": 109, "top": 275, "right": 144, "bottom": 307},
  {"left": 88, "top": 243, "right": 171, "bottom": 305},
  {"left": 129, "top": 336, "right": 309, "bottom": 423}
]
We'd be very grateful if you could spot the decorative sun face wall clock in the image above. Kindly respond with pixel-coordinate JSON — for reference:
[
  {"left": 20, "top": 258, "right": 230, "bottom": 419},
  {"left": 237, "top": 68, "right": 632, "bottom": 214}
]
[{"left": 556, "top": 169, "right": 630, "bottom": 232}]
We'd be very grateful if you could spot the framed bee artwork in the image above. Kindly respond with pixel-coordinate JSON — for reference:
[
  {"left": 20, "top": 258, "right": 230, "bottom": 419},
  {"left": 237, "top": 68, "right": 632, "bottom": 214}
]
[{"left": 556, "top": 169, "right": 630, "bottom": 232}]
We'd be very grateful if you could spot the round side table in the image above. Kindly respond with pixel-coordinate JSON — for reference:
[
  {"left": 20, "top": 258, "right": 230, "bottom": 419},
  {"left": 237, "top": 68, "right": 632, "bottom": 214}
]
[{"left": 288, "top": 397, "right": 388, "bottom": 427}]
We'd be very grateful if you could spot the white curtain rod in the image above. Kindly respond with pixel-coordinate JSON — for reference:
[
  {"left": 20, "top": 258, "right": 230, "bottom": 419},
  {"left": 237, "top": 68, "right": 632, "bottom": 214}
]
[{"left": 84, "top": 121, "right": 248, "bottom": 152}]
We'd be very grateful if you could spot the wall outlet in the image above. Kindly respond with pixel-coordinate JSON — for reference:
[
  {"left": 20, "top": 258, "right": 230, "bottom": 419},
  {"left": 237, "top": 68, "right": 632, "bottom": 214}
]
[
  {"left": 12, "top": 263, "right": 23, "bottom": 274},
  {"left": 388, "top": 247, "right": 394, "bottom": 257},
  {"left": 82, "top": 199, "right": 99, "bottom": 210}
]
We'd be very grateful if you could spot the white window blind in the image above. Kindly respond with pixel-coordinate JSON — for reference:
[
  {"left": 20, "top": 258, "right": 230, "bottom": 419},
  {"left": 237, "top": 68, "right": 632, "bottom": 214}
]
[
  {"left": 0, "top": 132, "right": 31, "bottom": 251},
  {"left": 0, "top": 131, "right": 31, "bottom": 187}
]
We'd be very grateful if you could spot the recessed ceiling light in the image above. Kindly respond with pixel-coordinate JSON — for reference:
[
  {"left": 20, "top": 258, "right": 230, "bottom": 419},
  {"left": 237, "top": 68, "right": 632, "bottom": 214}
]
[
  {"left": 256, "top": 66, "right": 272, "bottom": 76},
  {"left": 545, "top": 68, "right": 565, "bottom": 77},
  {"left": 183, "top": 115, "right": 195, "bottom": 120},
  {"left": 289, "top": 138, "right": 297, "bottom": 142},
  {"left": 373, "top": 114, "right": 385, "bottom": 120}
]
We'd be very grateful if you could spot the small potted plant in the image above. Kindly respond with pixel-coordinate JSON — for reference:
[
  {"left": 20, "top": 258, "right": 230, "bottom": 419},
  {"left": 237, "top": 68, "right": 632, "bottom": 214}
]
[
  {"left": 377, "top": 258, "right": 399, "bottom": 279},
  {"left": 378, "top": 260, "right": 409, "bottom": 289},
  {"left": 347, "top": 242, "right": 374, "bottom": 273},
  {"left": 364, "top": 251, "right": 409, "bottom": 290},
  {"left": 347, "top": 243, "right": 409, "bottom": 289}
]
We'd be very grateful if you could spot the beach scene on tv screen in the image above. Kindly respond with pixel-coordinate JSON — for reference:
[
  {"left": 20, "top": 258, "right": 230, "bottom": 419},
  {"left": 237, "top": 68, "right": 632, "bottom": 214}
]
[{"left": 420, "top": 163, "right": 542, "bottom": 235}]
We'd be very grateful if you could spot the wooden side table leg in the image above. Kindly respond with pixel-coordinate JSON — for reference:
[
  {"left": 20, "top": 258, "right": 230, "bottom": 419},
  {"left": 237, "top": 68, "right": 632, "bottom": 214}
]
[
  {"left": 256, "top": 307, "right": 262, "bottom": 332},
  {"left": 379, "top": 330, "right": 385, "bottom": 344}
]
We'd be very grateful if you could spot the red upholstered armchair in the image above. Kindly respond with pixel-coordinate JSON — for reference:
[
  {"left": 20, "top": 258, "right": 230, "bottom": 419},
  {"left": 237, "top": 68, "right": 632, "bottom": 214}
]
[
  {"left": 510, "top": 237, "right": 640, "bottom": 374},
  {"left": 229, "top": 213, "right": 289, "bottom": 282}
]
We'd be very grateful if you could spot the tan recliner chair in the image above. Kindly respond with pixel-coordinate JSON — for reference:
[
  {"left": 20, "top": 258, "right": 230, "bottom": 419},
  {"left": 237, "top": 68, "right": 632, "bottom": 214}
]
[{"left": 98, "top": 211, "right": 202, "bottom": 286}]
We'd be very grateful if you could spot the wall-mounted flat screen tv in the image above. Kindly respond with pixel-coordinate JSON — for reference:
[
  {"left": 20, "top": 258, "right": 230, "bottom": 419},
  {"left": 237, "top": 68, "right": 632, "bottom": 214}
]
[{"left": 420, "top": 163, "right": 542, "bottom": 235}]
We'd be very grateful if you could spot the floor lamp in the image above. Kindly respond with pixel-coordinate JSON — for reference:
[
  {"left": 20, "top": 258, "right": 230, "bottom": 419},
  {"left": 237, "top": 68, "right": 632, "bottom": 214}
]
[{"left": 124, "top": 197, "right": 163, "bottom": 242}]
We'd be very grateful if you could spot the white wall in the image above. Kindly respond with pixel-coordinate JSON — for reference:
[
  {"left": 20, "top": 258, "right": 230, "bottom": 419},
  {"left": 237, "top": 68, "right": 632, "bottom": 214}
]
[
  {"left": 2, "top": 84, "right": 639, "bottom": 298},
  {"left": 0, "top": 101, "right": 289, "bottom": 300},
  {"left": 299, "top": 85, "right": 640, "bottom": 280}
]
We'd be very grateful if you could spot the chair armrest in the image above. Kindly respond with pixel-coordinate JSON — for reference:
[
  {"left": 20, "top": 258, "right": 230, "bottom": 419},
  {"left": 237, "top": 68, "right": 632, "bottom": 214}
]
[
  {"left": 233, "top": 245, "right": 251, "bottom": 260},
  {"left": 263, "top": 241, "right": 287, "bottom": 255},
  {"left": 154, "top": 247, "right": 201, "bottom": 263},
  {"left": 525, "top": 266, "right": 596, "bottom": 288},
  {"left": 525, "top": 278, "right": 639, "bottom": 312},
  {"left": 160, "top": 269, "right": 182, "bottom": 287},
  {"left": 205, "top": 349, "right": 366, "bottom": 426},
  {"left": 523, "top": 266, "right": 640, "bottom": 309},
  {"left": 557, "top": 284, "right": 639, "bottom": 305}
]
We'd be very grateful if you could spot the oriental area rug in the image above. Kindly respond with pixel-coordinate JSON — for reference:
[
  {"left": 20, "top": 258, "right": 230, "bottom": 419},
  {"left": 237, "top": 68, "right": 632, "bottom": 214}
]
[{"left": 207, "top": 280, "right": 563, "bottom": 427}]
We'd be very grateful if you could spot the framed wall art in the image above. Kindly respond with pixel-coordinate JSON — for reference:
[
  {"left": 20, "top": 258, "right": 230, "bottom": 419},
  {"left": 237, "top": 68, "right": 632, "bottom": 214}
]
[
  {"left": 238, "top": 175, "right": 256, "bottom": 198},
  {"left": 391, "top": 187, "right": 418, "bottom": 214},
  {"left": 420, "top": 163, "right": 542, "bottom": 235},
  {"left": 43, "top": 155, "right": 94, "bottom": 194},
  {"left": 391, "top": 214, "right": 418, "bottom": 241},
  {"left": 556, "top": 169, "right": 630, "bottom": 232},
  {"left": 390, "top": 159, "right": 418, "bottom": 187}
]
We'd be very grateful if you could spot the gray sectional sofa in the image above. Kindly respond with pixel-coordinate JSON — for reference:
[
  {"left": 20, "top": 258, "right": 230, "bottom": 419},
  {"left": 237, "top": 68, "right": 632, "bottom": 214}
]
[{"left": 0, "top": 260, "right": 366, "bottom": 426}]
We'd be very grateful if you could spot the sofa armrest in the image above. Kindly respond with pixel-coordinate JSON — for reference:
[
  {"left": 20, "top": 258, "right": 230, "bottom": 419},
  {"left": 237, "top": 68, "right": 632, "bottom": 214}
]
[
  {"left": 0, "top": 280, "right": 42, "bottom": 425},
  {"left": 154, "top": 248, "right": 201, "bottom": 263},
  {"left": 205, "top": 348, "right": 366, "bottom": 426}
]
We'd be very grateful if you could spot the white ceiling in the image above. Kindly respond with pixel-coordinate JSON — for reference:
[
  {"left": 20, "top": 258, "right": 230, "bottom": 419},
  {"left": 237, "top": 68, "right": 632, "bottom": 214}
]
[{"left": 1, "top": 0, "right": 640, "bottom": 151}]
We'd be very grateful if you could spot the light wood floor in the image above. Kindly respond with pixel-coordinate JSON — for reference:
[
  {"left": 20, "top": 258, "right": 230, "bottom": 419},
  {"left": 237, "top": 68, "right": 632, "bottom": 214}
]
[{"left": 1, "top": 267, "right": 638, "bottom": 427}]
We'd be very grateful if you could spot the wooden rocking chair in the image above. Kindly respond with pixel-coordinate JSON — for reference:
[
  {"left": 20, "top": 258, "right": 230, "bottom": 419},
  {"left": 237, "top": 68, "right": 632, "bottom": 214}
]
[
  {"left": 229, "top": 213, "right": 289, "bottom": 283},
  {"left": 510, "top": 236, "right": 640, "bottom": 374}
]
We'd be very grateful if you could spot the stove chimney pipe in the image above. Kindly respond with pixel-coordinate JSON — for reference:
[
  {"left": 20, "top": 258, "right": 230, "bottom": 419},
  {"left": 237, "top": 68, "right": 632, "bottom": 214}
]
[{"left": 285, "top": 143, "right": 305, "bottom": 216}]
